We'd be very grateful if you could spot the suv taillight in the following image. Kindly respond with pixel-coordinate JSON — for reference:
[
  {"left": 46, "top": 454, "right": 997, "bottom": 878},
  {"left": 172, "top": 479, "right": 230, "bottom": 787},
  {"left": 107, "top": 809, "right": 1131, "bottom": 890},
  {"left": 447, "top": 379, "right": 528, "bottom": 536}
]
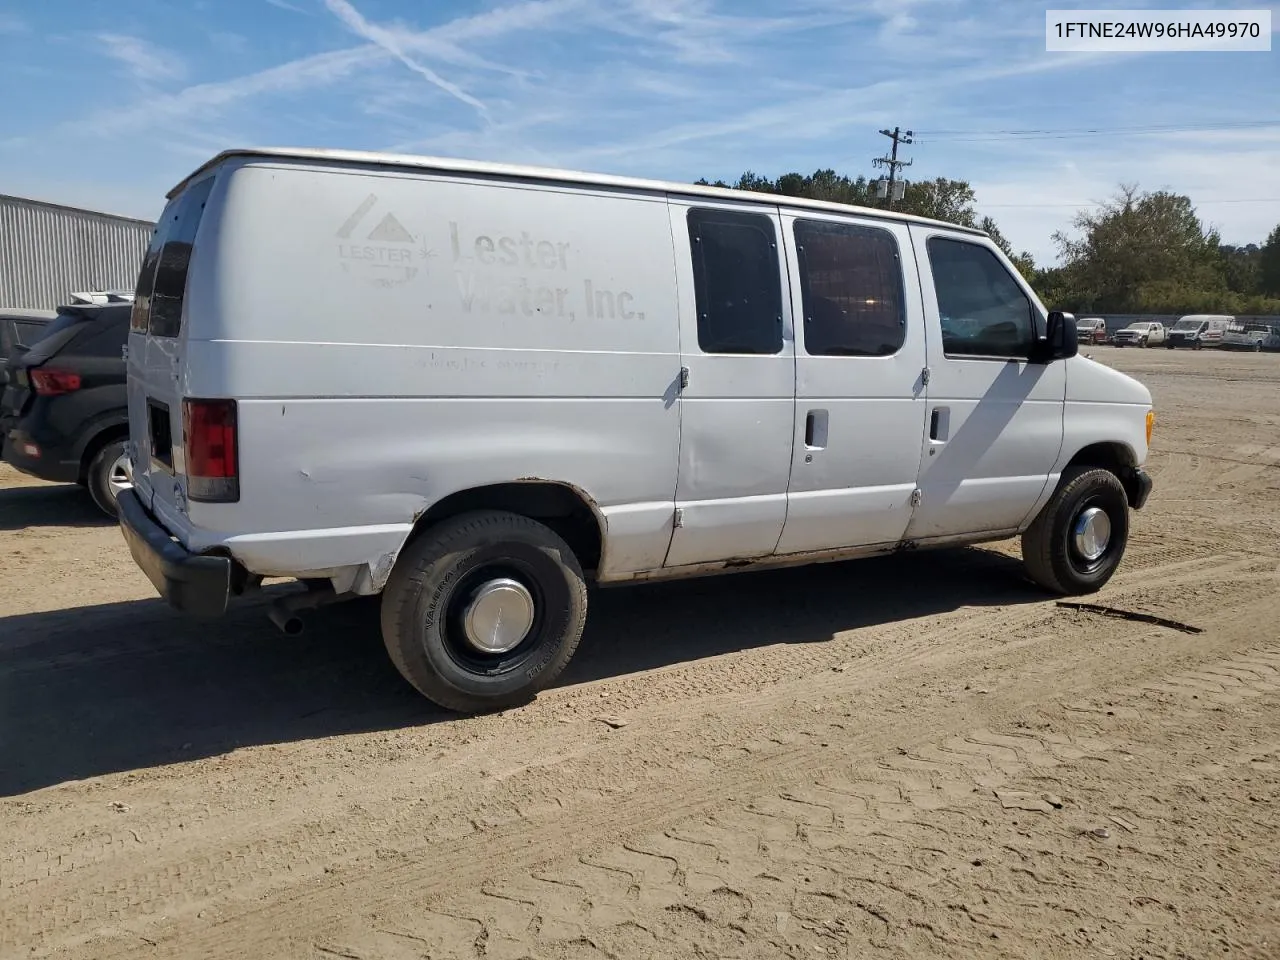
[
  {"left": 30, "top": 369, "right": 82, "bottom": 396},
  {"left": 182, "top": 398, "right": 239, "bottom": 502}
]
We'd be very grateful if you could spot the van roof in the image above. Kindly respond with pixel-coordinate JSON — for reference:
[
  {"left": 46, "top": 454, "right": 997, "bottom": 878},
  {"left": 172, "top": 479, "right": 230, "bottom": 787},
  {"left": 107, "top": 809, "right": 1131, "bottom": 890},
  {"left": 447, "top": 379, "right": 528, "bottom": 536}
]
[{"left": 170, "top": 147, "right": 989, "bottom": 237}]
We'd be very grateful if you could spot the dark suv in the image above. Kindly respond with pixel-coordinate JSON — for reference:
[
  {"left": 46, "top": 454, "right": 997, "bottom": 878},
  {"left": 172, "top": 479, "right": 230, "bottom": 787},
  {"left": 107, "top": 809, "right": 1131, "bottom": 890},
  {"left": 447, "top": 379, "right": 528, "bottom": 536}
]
[
  {"left": 1, "top": 308, "right": 57, "bottom": 387},
  {"left": 1, "top": 302, "right": 132, "bottom": 517}
]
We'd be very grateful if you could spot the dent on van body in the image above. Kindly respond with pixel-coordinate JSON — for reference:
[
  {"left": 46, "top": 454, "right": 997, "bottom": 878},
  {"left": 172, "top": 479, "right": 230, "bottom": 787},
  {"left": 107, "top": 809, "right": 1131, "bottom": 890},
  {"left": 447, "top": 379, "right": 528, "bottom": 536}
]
[{"left": 169, "top": 162, "right": 691, "bottom": 586}]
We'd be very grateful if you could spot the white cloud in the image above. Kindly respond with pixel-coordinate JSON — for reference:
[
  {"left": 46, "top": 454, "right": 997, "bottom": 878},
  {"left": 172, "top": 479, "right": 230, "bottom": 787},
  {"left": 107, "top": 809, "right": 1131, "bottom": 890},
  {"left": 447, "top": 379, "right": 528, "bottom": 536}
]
[
  {"left": 322, "top": 0, "right": 488, "bottom": 117},
  {"left": 0, "top": 11, "right": 27, "bottom": 33},
  {"left": 75, "top": 44, "right": 382, "bottom": 135},
  {"left": 970, "top": 129, "right": 1280, "bottom": 264},
  {"left": 96, "top": 33, "right": 186, "bottom": 83},
  {"left": 264, "top": 0, "right": 310, "bottom": 13}
]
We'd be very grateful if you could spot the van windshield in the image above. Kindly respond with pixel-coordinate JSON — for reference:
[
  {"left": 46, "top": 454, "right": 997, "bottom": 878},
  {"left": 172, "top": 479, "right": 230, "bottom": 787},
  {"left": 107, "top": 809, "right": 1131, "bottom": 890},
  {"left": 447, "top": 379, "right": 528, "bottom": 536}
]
[{"left": 1172, "top": 319, "right": 1204, "bottom": 331}]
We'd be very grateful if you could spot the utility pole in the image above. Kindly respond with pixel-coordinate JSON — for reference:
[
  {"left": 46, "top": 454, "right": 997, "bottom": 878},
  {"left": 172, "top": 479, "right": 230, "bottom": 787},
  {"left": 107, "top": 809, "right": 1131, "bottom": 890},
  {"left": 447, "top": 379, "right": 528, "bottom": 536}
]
[{"left": 873, "top": 126, "right": 913, "bottom": 209}]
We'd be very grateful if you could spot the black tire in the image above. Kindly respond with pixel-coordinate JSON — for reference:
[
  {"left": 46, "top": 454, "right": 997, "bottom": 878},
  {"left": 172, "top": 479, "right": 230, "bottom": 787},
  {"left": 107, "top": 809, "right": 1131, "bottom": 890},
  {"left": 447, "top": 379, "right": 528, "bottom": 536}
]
[
  {"left": 86, "top": 439, "right": 131, "bottom": 519},
  {"left": 380, "top": 510, "right": 587, "bottom": 713},
  {"left": 1022, "top": 467, "right": 1130, "bottom": 596}
]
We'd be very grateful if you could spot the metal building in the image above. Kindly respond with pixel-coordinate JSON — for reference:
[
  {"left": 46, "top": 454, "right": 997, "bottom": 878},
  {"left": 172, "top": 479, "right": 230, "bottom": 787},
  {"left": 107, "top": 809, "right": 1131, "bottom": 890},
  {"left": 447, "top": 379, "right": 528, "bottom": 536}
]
[{"left": 0, "top": 194, "right": 154, "bottom": 310}]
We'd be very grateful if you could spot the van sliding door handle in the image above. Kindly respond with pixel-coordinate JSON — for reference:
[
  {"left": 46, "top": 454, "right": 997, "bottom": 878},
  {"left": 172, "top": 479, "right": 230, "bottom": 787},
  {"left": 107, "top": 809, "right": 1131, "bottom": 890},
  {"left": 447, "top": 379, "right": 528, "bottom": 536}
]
[
  {"left": 929, "top": 406, "right": 950, "bottom": 442},
  {"left": 804, "top": 409, "right": 828, "bottom": 450}
]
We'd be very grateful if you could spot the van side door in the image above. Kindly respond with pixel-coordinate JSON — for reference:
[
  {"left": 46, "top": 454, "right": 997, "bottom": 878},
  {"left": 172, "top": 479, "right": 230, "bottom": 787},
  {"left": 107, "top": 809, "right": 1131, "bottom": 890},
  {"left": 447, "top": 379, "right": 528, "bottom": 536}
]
[
  {"left": 774, "top": 213, "right": 927, "bottom": 555},
  {"left": 663, "top": 201, "right": 797, "bottom": 568},
  {"left": 905, "top": 228, "right": 1065, "bottom": 541}
]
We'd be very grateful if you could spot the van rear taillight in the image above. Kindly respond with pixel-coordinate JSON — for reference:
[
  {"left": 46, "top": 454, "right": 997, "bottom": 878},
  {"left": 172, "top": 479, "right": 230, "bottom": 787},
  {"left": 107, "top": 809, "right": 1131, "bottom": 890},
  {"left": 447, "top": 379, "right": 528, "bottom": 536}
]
[
  {"left": 30, "top": 369, "right": 82, "bottom": 396},
  {"left": 182, "top": 398, "right": 239, "bottom": 503}
]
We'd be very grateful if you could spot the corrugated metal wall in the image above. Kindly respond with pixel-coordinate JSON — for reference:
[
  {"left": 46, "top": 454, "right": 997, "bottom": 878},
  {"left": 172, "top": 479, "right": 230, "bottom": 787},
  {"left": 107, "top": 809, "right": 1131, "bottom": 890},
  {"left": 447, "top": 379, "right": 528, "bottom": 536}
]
[{"left": 0, "top": 194, "right": 155, "bottom": 310}]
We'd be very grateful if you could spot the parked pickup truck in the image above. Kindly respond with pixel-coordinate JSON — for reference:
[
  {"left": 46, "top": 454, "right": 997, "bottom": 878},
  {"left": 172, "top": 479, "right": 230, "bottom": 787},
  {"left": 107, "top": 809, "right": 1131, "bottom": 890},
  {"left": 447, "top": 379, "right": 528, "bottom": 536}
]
[
  {"left": 1075, "top": 318, "right": 1108, "bottom": 345},
  {"left": 1220, "top": 323, "right": 1274, "bottom": 352},
  {"left": 1113, "top": 321, "right": 1165, "bottom": 348}
]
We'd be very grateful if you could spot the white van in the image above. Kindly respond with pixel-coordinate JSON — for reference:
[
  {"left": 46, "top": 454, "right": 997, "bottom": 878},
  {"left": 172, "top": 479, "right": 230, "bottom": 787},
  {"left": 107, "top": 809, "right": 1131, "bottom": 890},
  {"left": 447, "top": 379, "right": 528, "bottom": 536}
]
[
  {"left": 118, "top": 148, "right": 1156, "bottom": 712},
  {"left": 1166, "top": 314, "right": 1233, "bottom": 349}
]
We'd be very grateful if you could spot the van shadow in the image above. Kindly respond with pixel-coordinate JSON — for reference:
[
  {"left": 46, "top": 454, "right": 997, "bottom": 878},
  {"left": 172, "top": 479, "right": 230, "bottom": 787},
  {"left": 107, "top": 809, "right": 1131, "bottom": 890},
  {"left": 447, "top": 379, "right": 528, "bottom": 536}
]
[
  {"left": 0, "top": 482, "right": 113, "bottom": 531},
  {"left": 0, "top": 547, "right": 1042, "bottom": 796}
]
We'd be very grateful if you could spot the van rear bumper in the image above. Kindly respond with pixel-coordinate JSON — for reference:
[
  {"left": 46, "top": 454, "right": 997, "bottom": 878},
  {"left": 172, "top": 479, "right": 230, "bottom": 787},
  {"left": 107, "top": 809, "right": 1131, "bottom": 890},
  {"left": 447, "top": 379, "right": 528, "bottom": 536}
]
[{"left": 117, "top": 489, "right": 231, "bottom": 617}]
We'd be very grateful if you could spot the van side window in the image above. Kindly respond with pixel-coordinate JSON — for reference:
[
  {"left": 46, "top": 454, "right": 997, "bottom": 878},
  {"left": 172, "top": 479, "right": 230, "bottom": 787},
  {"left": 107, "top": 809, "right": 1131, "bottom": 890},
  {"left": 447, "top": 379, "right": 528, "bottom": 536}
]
[
  {"left": 926, "top": 237, "right": 1035, "bottom": 359},
  {"left": 131, "top": 204, "right": 177, "bottom": 333},
  {"left": 794, "top": 219, "right": 905, "bottom": 357},
  {"left": 147, "top": 177, "right": 216, "bottom": 339},
  {"left": 687, "top": 208, "right": 783, "bottom": 355}
]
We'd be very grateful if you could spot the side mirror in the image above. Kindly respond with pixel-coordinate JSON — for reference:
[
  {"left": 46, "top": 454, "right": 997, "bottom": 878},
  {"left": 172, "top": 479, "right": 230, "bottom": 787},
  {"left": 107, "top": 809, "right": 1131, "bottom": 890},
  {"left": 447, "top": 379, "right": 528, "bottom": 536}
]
[{"left": 1031, "top": 310, "right": 1078, "bottom": 363}]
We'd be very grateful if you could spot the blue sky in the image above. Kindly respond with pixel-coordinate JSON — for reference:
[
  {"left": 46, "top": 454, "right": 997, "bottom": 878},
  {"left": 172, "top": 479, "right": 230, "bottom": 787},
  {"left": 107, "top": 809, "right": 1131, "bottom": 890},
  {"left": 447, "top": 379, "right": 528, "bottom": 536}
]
[{"left": 1, "top": 0, "right": 1277, "bottom": 265}]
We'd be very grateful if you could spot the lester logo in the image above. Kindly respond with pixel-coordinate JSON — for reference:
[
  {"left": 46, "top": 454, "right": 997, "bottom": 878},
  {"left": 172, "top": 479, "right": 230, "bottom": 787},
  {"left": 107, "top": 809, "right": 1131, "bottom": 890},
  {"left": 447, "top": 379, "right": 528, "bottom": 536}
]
[{"left": 335, "top": 193, "right": 433, "bottom": 287}]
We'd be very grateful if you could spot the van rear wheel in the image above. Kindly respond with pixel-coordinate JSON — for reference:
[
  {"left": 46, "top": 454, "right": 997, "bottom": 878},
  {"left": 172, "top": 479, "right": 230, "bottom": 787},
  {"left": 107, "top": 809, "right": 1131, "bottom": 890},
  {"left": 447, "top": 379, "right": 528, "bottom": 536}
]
[
  {"left": 380, "top": 510, "right": 587, "bottom": 713},
  {"left": 1021, "top": 467, "right": 1130, "bottom": 596}
]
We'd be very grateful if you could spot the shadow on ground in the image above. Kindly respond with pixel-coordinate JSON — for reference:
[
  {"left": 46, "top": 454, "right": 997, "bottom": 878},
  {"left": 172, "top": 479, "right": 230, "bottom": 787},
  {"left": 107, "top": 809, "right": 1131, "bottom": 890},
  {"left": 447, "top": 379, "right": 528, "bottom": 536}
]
[
  {"left": 0, "top": 482, "right": 112, "bottom": 531},
  {"left": 0, "top": 546, "right": 1043, "bottom": 796}
]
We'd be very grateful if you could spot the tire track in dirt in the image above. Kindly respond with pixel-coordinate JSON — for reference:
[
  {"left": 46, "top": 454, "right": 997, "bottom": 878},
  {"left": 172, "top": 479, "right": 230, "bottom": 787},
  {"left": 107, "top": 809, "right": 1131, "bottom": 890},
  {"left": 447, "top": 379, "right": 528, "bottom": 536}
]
[
  {"left": 234, "top": 644, "right": 1280, "bottom": 960},
  {"left": 2, "top": 548, "right": 1259, "bottom": 901},
  {"left": 48, "top": 582, "right": 1279, "bottom": 960}
]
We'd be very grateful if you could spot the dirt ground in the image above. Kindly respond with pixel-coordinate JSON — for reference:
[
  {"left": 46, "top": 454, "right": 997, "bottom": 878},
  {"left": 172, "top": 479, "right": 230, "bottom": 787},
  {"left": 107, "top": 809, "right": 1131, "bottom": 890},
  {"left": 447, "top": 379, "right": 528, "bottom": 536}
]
[{"left": 2, "top": 347, "right": 1278, "bottom": 960}]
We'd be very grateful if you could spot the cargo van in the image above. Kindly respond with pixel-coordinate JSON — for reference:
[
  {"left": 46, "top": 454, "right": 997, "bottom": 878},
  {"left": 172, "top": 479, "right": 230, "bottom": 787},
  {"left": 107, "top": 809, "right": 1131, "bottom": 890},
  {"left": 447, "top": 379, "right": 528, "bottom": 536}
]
[
  {"left": 1166, "top": 314, "right": 1232, "bottom": 349},
  {"left": 118, "top": 148, "right": 1155, "bottom": 713}
]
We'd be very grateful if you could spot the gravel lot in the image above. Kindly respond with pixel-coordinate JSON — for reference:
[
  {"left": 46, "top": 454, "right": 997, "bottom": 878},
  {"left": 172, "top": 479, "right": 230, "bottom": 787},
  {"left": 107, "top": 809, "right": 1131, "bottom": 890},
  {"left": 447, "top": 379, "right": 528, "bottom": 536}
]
[{"left": 2, "top": 347, "right": 1278, "bottom": 960}]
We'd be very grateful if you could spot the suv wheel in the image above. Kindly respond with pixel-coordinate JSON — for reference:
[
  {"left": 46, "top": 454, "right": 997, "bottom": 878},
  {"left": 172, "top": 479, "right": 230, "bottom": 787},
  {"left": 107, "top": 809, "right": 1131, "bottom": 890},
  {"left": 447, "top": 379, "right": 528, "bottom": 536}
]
[
  {"left": 1022, "top": 467, "right": 1130, "bottom": 595},
  {"left": 380, "top": 510, "right": 588, "bottom": 713},
  {"left": 87, "top": 439, "right": 132, "bottom": 519}
]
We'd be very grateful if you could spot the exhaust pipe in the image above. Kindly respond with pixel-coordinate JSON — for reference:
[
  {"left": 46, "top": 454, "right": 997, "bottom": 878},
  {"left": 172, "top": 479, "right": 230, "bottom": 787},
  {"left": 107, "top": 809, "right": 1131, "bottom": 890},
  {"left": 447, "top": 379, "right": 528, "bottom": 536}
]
[
  {"left": 268, "top": 606, "right": 305, "bottom": 636},
  {"left": 267, "top": 582, "right": 353, "bottom": 636}
]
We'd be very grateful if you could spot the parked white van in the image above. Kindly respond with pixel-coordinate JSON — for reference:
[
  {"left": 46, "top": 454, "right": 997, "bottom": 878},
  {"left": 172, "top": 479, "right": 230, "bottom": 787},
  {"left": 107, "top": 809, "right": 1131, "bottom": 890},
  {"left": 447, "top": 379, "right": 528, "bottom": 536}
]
[
  {"left": 1166, "top": 314, "right": 1233, "bottom": 349},
  {"left": 118, "top": 148, "right": 1155, "bottom": 712}
]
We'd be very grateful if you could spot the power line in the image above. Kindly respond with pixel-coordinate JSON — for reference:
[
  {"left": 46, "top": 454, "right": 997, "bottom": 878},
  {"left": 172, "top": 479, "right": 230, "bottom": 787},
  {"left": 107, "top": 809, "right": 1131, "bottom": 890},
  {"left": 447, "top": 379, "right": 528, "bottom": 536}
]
[
  {"left": 915, "top": 119, "right": 1280, "bottom": 142},
  {"left": 980, "top": 197, "right": 1280, "bottom": 208}
]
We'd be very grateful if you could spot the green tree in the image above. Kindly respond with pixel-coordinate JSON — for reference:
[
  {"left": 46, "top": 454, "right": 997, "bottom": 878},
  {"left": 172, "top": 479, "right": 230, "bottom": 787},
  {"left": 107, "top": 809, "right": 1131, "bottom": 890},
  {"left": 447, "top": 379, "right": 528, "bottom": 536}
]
[
  {"left": 1219, "top": 243, "right": 1262, "bottom": 296},
  {"left": 1050, "top": 185, "right": 1228, "bottom": 313},
  {"left": 978, "top": 215, "right": 1036, "bottom": 281},
  {"left": 1260, "top": 225, "right": 1280, "bottom": 298},
  {"left": 695, "top": 168, "right": 1034, "bottom": 275}
]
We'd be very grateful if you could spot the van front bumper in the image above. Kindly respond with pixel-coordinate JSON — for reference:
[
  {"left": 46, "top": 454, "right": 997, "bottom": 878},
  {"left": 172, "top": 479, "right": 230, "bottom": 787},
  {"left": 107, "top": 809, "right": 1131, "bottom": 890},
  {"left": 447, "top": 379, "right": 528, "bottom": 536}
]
[
  {"left": 1127, "top": 467, "right": 1153, "bottom": 511},
  {"left": 117, "top": 489, "right": 231, "bottom": 617}
]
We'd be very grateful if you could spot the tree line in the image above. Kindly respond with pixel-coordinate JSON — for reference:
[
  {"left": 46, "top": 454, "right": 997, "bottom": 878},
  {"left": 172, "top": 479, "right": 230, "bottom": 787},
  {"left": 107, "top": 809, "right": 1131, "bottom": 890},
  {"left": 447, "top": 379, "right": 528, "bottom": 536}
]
[{"left": 695, "top": 170, "right": 1280, "bottom": 316}]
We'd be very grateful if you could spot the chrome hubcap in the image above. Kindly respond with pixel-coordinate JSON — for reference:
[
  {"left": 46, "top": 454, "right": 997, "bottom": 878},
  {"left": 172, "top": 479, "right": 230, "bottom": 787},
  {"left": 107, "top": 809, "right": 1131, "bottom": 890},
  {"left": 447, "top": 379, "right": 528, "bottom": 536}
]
[
  {"left": 1072, "top": 506, "right": 1111, "bottom": 562},
  {"left": 461, "top": 577, "right": 535, "bottom": 654},
  {"left": 107, "top": 454, "right": 133, "bottom": 500}
]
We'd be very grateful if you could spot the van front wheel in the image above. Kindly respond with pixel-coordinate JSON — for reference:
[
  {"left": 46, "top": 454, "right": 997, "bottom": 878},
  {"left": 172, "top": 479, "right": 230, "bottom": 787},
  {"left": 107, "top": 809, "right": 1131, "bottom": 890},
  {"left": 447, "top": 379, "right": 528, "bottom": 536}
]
[
  {"left": 380, "top": 510, "right": 587, "bottom": 713},
  {"left": 1021, "top": 467, "right": 1130, "bottom": 595}
]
